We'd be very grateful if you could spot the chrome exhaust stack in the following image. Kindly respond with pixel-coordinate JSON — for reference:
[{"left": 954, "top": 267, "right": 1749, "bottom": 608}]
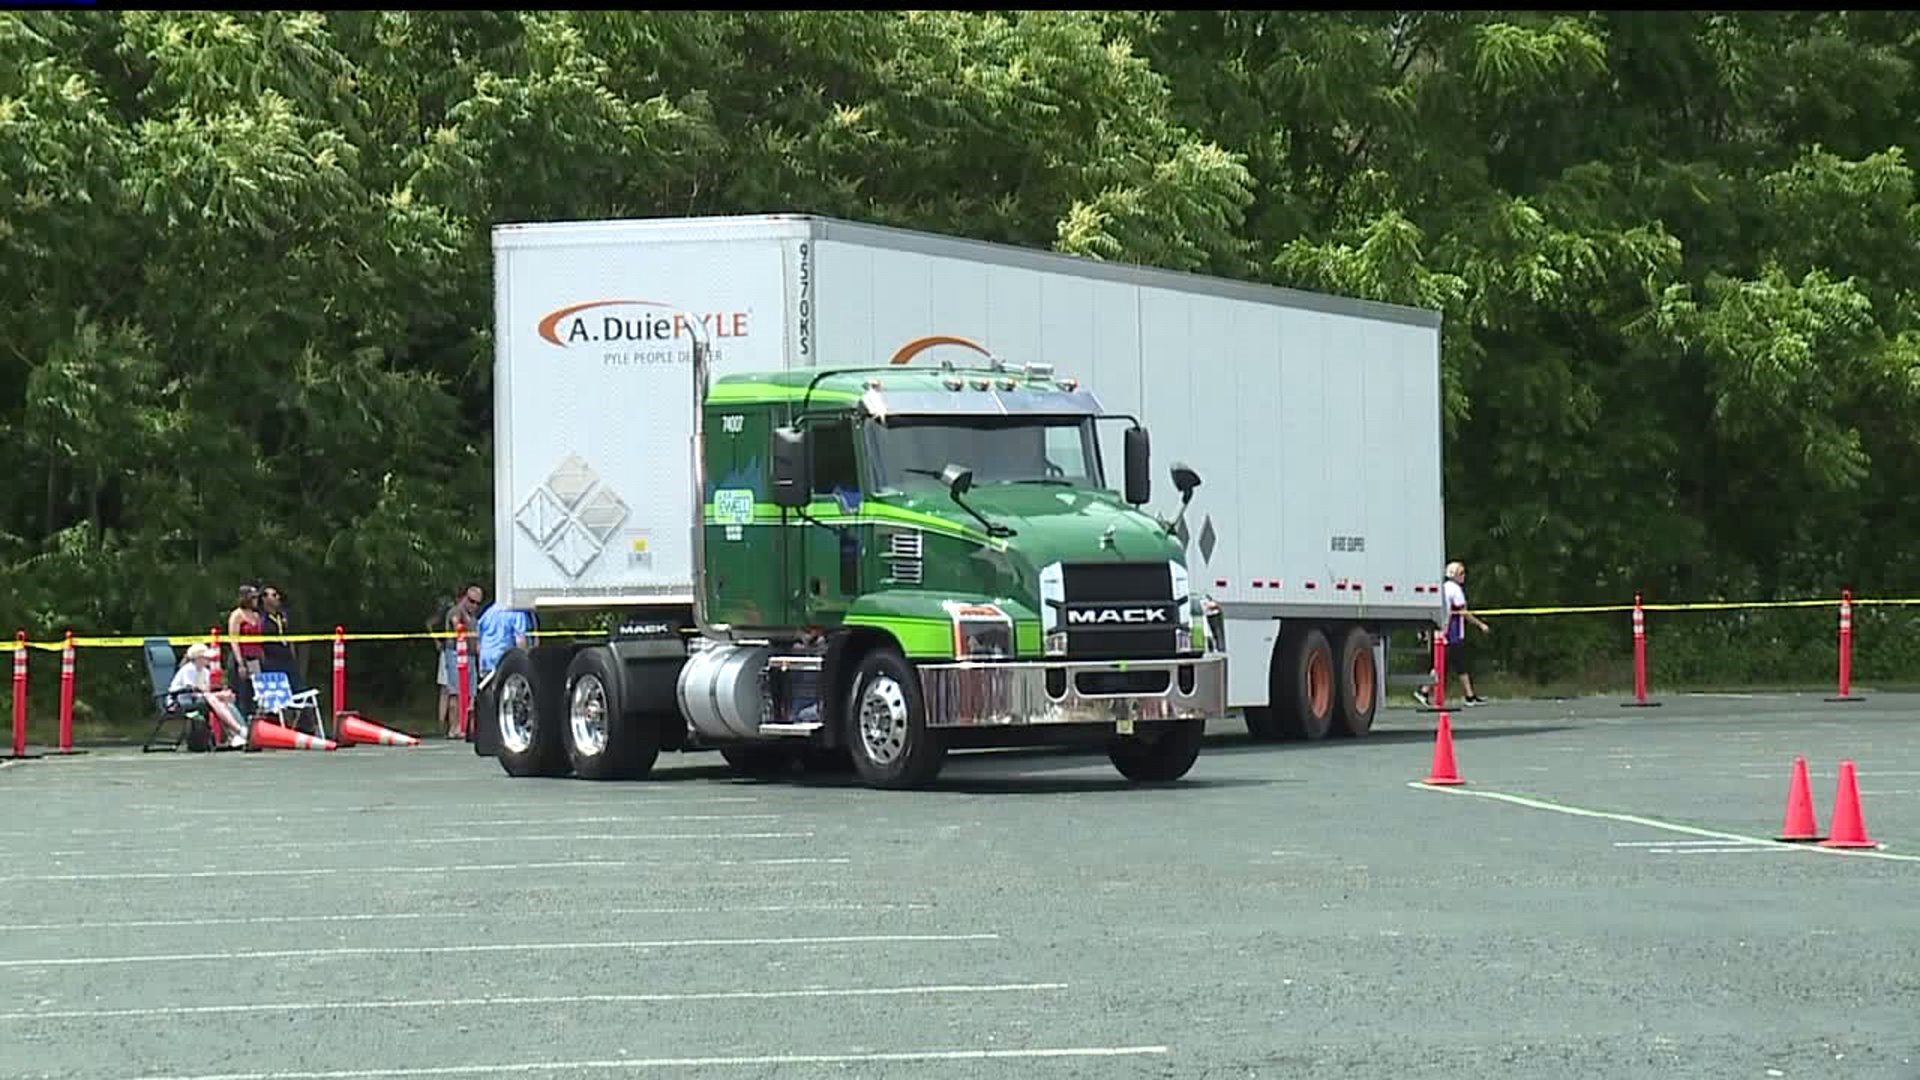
[{"left": 685, "top": 314, "right": 729, "bottom": 644}]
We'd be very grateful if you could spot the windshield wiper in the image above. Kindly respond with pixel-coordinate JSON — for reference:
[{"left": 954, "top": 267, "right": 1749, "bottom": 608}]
[{"left": 1008, "top": 478, "right": 1073, "bottom": 486}]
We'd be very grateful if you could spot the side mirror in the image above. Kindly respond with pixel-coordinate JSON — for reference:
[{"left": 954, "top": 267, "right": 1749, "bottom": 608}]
[
  {"left": 770, "top": 426, "right": 810, "bottom": 508},
  {"left": 940, "top": 463, "right": 974, "bottom": 498},
  {"left": 1123, "top": 426, "right": 1151, "bottom": 506},
  {"left": 1171, "top": 462, "right": 1201, "bottom": 505}
]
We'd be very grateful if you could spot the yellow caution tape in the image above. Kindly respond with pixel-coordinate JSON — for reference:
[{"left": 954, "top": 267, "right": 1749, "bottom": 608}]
[
  {"left": 0, "top": 628, "right": 578, "bottom": 651},
  {"left": 2, "top": 596, "right": 1918, "bottom": 651},
  {"left": 1477, "top": 597, "right": 1920, "bottom": 617}
]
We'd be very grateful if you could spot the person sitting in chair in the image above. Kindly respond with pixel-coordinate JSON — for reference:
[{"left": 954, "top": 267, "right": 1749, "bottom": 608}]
[{"left": 171, "top": 643, "right": 249, "bottom": 749}]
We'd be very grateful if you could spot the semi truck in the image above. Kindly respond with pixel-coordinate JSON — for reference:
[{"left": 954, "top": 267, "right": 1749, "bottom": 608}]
[{"left": 474, "top": 214, "right": 1444, "bottom": 790}]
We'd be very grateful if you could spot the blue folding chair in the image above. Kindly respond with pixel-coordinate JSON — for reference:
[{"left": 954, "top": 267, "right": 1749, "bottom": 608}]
[{"left": 251, "top": 670, "right": 325, "bottom": 739}]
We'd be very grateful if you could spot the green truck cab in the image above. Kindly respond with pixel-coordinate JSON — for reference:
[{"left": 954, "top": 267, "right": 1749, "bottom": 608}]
[{"left": 484, "top": 344, "right": 1226, "bottom": 790}]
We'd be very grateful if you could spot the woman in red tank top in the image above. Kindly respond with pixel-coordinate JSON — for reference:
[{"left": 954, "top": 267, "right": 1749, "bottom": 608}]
[{"left": 228, "top": 584, "right": 266, "bottom": 678}]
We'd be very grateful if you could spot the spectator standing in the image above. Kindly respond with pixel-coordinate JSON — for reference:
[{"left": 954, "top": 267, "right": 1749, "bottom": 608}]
[
  {"left": 432, "top": 583, "right": 484, "bottom": 737},
  {"left": 226, "top": 584, "right": 265, "bottom": 718},
  {"left": 258, "top": 583, "right": 301, "bottom": 693}
]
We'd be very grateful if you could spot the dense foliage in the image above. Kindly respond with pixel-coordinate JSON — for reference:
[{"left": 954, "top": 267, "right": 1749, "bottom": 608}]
[{"left": 4, "top": 11, "right": 1919, "bottom": 729}]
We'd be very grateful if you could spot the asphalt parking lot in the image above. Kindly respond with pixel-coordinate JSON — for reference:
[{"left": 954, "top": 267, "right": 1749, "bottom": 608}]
[{"left": 4, "top": 691, "right": 1918, "bottom": 1080}]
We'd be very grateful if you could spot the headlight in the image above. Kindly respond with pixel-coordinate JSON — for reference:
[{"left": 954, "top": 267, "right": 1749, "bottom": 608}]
[
  {"left": 942, "top": 600, "right": 1015, "bottom": 661},
  {"left": 1170, "top": 561, "right": 1205, "bottom": 654}
]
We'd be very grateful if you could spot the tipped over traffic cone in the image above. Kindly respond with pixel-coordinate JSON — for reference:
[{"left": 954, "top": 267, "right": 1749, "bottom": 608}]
[
  {"left": 1422, "top": 712, "right": 1464, "bottom": 786},
  {"left": 1820, "top": 760, "right": 1876, "bottom": 849},
  {"left": 249, "top": 718, "right": 337, "bottom": 752},
  {"left": 337, "top": 713, "right": 420, "bottom": 748},
  {"left": 1776, "top": 756, "right": 1823, "bottom": 842}
]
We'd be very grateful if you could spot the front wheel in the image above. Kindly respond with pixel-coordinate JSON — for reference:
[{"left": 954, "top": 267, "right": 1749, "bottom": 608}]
[
  {"left": 844, "top": 647, "right": 946, "bottom": 790},
  {"left": 563, "top": 647, "right": 658, "bottom": 781},
  {"left": 1108, "top": 718, "right": 1205, "bottom": 782}
]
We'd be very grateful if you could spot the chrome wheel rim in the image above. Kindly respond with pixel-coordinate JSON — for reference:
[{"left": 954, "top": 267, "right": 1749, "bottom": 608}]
[
  {"left": 498, "top": 672, "right": 534, "bottom": 755},
  {"left": 569, "top": 674, "right": 609, "bottom": 758},
  {"left": 858, "top": 675, "right": 910, "bottom": 765}
]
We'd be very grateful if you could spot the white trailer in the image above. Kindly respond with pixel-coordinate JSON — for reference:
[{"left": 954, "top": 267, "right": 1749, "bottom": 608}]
[{"left": 493, "top": 214, "right": 1444, "bottom": 745}]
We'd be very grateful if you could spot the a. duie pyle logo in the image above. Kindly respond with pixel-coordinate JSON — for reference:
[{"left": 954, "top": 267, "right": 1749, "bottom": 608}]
[{"left": 536, "top": 299, "right": 750, "bottom": 368}]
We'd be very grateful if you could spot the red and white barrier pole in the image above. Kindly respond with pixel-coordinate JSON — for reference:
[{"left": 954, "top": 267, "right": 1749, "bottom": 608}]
[
  {"left": 1622, "top": 593, "right": 1661, "bottom": 709},
  {"left": 331, "top": 625, "right": 347, "bottom": 718},
  {"left": 1429, "top": 631, "right": 1448, "bottom": 711},
  {"left": 57, "top": 630, "right": 75, "bottom": 753},
  {"left": 208, "top": 626, "right": 223, "bottom": 692},
  {"left": 1827, "top": 589, "right": 1867, "bottom": 703},
  {"left": 11, "top": 631, "right": 27, "bottom": 758},
  {"left": 456, "top": 630, "right": 471, "bottom": 739}
]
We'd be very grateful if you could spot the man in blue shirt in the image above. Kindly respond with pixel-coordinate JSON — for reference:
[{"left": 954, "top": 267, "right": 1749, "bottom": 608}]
[{"left": 476, "top": 604, "right": 537, "bottom": 680}]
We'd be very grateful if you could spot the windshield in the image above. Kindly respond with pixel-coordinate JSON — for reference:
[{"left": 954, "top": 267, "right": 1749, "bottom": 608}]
[{"left": 867, "top": 417, "right": 1103, "bottom": 490}]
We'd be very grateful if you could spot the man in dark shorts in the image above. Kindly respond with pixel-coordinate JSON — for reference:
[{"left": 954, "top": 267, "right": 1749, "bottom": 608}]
[{"left": 1415, "top": 560, "right": 1491, "bottom": 706}]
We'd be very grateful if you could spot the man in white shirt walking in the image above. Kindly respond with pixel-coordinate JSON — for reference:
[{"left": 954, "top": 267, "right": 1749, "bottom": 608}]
[{"left": 1415, "top": 560, "right": 1492, "bottom": 706}]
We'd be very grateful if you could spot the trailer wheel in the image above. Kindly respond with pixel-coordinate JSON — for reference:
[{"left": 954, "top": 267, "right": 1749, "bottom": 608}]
[
  {"left": 1107, "top": 718, "right": 1205, "bottom": 782},
  {"left": 494, "top": 649, "right": 569, "bottom": 778},
  {"left": 844, "top": 646, "right": 945, "bottom": 790},
  {"left": 563, "top": 647, "right": 658, "bottom": 781},
  {"left": 1332, "top": 626, "right": 1378, "bottom": 738},
  {"left": 1276, "top": 627, "right": 1335, "bottom": 741}
]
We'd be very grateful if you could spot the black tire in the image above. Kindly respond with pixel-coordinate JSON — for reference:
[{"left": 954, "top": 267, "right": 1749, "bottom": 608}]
[
  {"left": 493, "top": 649, "right": 569, "bottom": 778},
  {"left": 1275, "top": 627, "right": 1336, "bottom": 741},
  {"left": 471, "top": 675, "right": 499, "bottom": 757},
  {"left": 801, "top": 745, "right": 855, "bottom": 774},
  {"left": 563, "top": 647, "right": 659, "bottom": 781},
  {"left": 721, "top": 745, "right": 798, "bottom": 779},
  {"left": 1107, "top": 718, "right": 1205, "bottom": 782},
  {"left": 1332, "top": 626, "right": 1379, "bottom": 738},
  {"left": 1242, "top": 705, "right": 1283, "bottom": 741},
  {"left": 843, "top": 646, "right": 945, "bottom": 790}
]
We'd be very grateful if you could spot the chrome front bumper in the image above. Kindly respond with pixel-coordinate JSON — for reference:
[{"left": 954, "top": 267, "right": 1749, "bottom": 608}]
[{"left": 917, "top": 652, "right": 1226, "bottom": 730}]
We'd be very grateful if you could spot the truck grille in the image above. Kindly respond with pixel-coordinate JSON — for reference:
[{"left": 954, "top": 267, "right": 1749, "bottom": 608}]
[{"left": 1051, "top": 561, "right": 1183, "bottom": 660}]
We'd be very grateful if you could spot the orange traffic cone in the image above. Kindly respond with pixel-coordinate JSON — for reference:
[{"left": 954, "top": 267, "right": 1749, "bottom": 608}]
[
  {"left": 1776, "top": 756, "right": 1824, "bottom": 842},
  {"left": 337, "top": 713, "right": 420, "bottom": 748},
  {"left": 249, "top": 718, "right": 337, "bottom": 752},
  {"left": 1821, "top": 760, "right": 1876, "bottom": 849},
  {"left": 1423, "top": 711, "right": 1464, "bottom": 785}
]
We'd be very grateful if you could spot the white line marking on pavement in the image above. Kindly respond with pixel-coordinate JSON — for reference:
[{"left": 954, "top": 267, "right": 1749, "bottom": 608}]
[
  {"left": 40, "top": 832, "right": 816, "bottom": 857},
  {"left": 0, "top": 814, "right": 784, "bottom": 842},
  {"left": 116, "top": 1046, "right": 1170, "bottom": 1080},
  {"left": 1612, "top": 840, "right": 1731, "bottom": 847},
  {"left": 1, "top": 981, "right": 1063, "bottom": 1022},
  {"left": 1649, "top": 847, "right": 1795, "bottom": 856},
  {"left": 3, "top": 901, "right": 935, "bottom": 934},
  {"left": 0, "top": 932, "right": 1000, "bottom": 969},
  {"left": 1409, "top": 783, "right": 1920, "bottom": 863},
  {"left": 0, "top": 857, "right": 851, "bottom": 883},
  {"left": 129, "top": 798, "right": 763, "bottom": 816}
]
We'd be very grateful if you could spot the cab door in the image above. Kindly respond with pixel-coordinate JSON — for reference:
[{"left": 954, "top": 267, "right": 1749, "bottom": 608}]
[{"left": 791, "top": 417, "right": 865, "bottom": 626}]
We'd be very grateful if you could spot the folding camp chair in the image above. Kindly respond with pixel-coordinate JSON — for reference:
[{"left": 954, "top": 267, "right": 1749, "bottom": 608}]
[
  {"left": 251, "top": 670, "right": 325, "bottom": 740},
  {"left": 141, "top": 638, "right": 213, "bottom": 753}
]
